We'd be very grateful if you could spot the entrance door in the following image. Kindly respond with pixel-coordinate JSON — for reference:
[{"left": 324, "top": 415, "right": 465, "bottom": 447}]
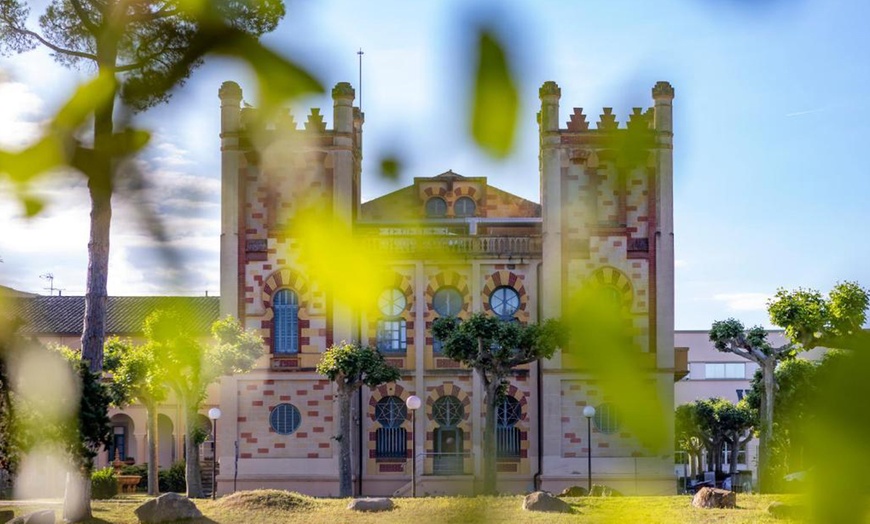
[{"left": 434, "top": 427, "right": 463, "bottom": 475}]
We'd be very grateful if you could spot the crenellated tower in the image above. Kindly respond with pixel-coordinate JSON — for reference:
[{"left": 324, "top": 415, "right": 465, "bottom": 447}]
[
  {"left": 538, "top": 81, "right": 676, "bottom": 493},
  {"left": 218, "top": 82, "right": 363, "bottom": 361}
]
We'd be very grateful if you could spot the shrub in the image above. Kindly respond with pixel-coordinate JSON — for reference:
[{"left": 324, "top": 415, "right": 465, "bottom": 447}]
[
  {"left": 159, "top": 461, "right": 186, "bottom": 493},
  {"left": 91, "top": 467, "right": 118, "bottom": 500}
]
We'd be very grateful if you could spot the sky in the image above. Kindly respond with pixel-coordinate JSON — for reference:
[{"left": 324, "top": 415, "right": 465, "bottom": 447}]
[{"left": 1, "top": 0, "right": 869, "bottom": 329}]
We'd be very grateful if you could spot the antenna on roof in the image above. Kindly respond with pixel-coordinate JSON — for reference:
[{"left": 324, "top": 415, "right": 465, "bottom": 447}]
[{"left": 40, "top": 273, "right": 64, "bottom": 296}]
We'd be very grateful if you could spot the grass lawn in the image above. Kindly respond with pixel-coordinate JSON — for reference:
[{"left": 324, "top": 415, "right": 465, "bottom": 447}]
[{"left": 0, "top": 492, "right": 805, "bottom": 523}]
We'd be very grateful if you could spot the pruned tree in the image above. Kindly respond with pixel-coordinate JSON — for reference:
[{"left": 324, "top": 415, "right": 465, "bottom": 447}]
[
  {"left": 675, "top": 403, "right": 705, "bottom": 478},
  {"left": 432, "top": 313, "right": 563, "bottom": 495},
  {"left": 713, "top": 399, "right": 754, "bottom": 477},
  {"left": 147, "top": 311, "right": 264, "bottom": 498},
  {"left": 710, "top": 280, "right": 869, "bottom": 493},
  {"left": 316, "top": 341, "right": 401, "bottom": 498},
  {"left": 103, "top": 336, "right": 167, "bottom": 496}
]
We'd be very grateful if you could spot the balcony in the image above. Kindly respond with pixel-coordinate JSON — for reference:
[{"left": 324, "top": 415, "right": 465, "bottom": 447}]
[{"left": 359, "top": 235, "right": 542, "bottom": 259}]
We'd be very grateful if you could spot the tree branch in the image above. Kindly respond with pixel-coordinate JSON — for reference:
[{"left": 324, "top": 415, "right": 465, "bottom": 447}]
[
  {"left": 69, "top": 0, "right": 100, "bottom": 34},
  {"left": 11, "top": 25, "right": 97, "bottom": 61}
]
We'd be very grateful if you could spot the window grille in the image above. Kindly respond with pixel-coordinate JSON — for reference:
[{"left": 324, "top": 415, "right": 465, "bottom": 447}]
[
  {"left": 273, "top": 289, "right": 299, "bottom": 354},
  {"left": 270, "top": 403, "right": 302, "bottom": 435}
]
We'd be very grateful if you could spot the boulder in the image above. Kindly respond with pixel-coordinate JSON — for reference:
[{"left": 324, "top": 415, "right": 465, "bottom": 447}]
[
  {"left": 589, "top": 484, "right": 622, "bottom": 497},
  {"left": 7, "top": 510, "right": 55, "bottom": 524},
  {"left": 691, "top": 487, "right": 736, "bottom": 509},
  {"left": 557, "top": 486, "right": 588, "bottom": 498},
  {"left": 522, "top": 491, "right": 572, "bottom": 513},
  {"left": 768, "top": 501, "right": 804, "bottom": 519},
  {"left": 134, "top": 492, "right": 203, "bottom": 523},
  {"left": 347, "top": 497, "right": 394, "bottom": 512}
]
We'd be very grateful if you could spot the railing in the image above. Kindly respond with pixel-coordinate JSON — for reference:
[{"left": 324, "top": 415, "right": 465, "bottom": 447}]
[
  {"left": 375, "top": 428, "right": 407, "bottom": 459},
  {"left": 359, "top": 235, "right": 542, "bottom": 258},
  {"left": 424, "top": 451, "right": 472, "bottom": 476}
]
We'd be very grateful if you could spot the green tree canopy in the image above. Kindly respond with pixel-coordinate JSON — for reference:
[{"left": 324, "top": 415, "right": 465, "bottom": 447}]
[
  {"left": 317, "top": 342, "right": 401, "bottom": 498},
  {"left": 432, "top": 313, "right": 563, "bottom": 495}
]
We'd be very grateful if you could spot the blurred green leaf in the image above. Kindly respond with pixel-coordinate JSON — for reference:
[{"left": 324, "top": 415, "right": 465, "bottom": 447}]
[
  {"left": 470, "top": 29, "right": 518, "bottom": 158},
  {"left": 213, "top": 33, "right": 323, "bottom": 110},
  {"left": 21, "top": 195, "right": 44, "bottom": 217},
  {"left": 379, "top": 156, "right": 402, "bottom": 181}
]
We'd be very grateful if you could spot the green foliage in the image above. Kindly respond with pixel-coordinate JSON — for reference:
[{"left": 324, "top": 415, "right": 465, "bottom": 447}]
[
  {"left": 90, "top": 467, "right": 118, "bottom": 500},
  {"left": 316, "top": 342, "right": 401, "bottom": 390},
  {"left": 159, "top": 461, "right": 187, "bottom": 493},
  {"left": 432, "top": 313, "right": 563, "bottom": 374},
  {"left": 768, "top": 281, "right": 869, "bottom": 350},
  {"left": 103, "top": 336, "right": 167, "bottom": 409},
  {"left": 469, "top": 28, "right": 519, "bottom": 158}
]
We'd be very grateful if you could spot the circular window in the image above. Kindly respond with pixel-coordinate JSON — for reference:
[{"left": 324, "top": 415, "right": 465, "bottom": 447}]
[
  {"left": 489, "top": 286, "right": 520, "bottom": 319},
  {"left": 454, "top": 196, "right": 476, "bottom": 217},
  {"left": 426, "top": 197, "right": 447, "bottom": 217},
  {"left": 270, "top": 403, "right": 302, "bottom": 435},
  {"left": 433, "top": 287, "right": 463, "bottom": 317},
  {"left": 496, "top": 397, "right": 521, "bottom": 428},
  {"left": 593, "top": 403, "right": 620, "bottom": 435},
  {"left": 374, "top": 396, "right": 407, "bottom": 428},
  {"left": 433, "top": 396, "right": 464, "bottom": 427},
  {"left": 378, "top": 288, "right": 407, "bottom": 318}
]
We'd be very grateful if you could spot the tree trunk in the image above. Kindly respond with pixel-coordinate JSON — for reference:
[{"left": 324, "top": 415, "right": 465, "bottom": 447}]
[
  {"left": 759, "top": 358, "right": 776, "bottom": 492},
  {"left": 184, "top": 403, "right": 204, "bottom": 498},
  {"left": 481, "top": 373, "right": 499, "bottom": 495},
  {"left": 729, "top": 436, "right": 740, "bottom": 477},
  {"left": 80, "top": 53, "right": 118, "bottom": 374},
  {"left": 62, "top": 471, "right": 92, "bottom": 522},
  {"left": 337, "top": 387, "right": 353, "bottom": 497},
  {"left": 146, "top": 402, "right": 159, "bottom": 496}
]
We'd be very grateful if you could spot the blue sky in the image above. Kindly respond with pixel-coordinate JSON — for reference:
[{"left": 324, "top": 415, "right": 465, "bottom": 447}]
[{"left": 1, "top": 0, "right": 868, "bottom": 329}]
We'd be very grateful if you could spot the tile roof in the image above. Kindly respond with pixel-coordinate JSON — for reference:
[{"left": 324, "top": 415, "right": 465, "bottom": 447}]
[{"left": 7, "top": 296, "right": 220, "bottom": 336}]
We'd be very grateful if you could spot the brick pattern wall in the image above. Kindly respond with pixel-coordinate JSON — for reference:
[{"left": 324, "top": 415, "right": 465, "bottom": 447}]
[
  {"left": 559, "top": 380, "right": 641, "bottom": 459},
  {"left": 237, "top": 378, "right": 334, "bottom": 459}
]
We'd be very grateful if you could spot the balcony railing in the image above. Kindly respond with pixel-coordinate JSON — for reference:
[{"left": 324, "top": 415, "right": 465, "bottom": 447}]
[{"left": 359, "top": 235, "right": 542, "bottom": 258}]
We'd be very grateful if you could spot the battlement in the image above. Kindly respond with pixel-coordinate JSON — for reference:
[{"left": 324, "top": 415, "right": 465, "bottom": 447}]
[
  {"left": 220, "top": 81, "right": 362, "bottom": 140},
  {"left": 540, "top": 80, "right": 673, "bottom": 136},
  {"left": 565, "top": 107, "right": 655, "bottom": 132}
]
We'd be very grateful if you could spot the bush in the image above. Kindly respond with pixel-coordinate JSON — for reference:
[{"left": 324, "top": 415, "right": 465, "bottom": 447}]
[
  {"left": 91, "top": 467, "right": 118, "bottom": 500},
  {"left": 159, "top": 461, "right": 186, "bottom": 493}
]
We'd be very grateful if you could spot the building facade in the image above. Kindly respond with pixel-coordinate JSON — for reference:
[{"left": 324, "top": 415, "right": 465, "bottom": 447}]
[{"left": 213, "top": 79, "right": 679, "bottom": 496}]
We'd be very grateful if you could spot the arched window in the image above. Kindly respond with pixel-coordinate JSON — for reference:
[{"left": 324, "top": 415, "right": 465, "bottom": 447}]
[
  {"left": 496, "top": 397, "right": 521, "bottom": 458},
  {"left": 489, "top": 286, "right": 520, "bottom": 320},
  {"left": 433, "top": 395, "right": 465, "bottom": 475},
  {"left": 273, "top": 289, "right": 299, "bottom": 354},
  {"left": 454, "top": 196, "right": 476, "bottom": 217},
  {"left": 376, "top": 288, "right": 407, "bottom": 353},
  {"left": 433, "top": 287, "right": 463, "bottom": 317},
  {"left": 375, "top": 396, "right": 407, "bottom": 458},
  {"left": 270, "top": 403, "right": 302, "bottom": 435},
  {"left": 426, "top": 197, "right": 447, "bottom": 217}
]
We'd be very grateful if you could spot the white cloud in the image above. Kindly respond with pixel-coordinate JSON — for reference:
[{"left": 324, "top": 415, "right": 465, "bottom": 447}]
[
  {"left": 713, "top": 292, "right": 770, "bottom": 312},
  {"left": 0, "top": 81, "right": 46, "bottom": 150}
]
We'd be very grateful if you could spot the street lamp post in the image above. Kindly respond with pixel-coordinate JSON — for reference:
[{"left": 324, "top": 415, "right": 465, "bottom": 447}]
[
  {"left": 405, "top": 395, "right": 422, "bottom": 498},
  {"left": 582, "top": 405, "right": 596, "bottom": 494},
  {"left": 208, "top": 407, "right": 222, "bottom": 500}
]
